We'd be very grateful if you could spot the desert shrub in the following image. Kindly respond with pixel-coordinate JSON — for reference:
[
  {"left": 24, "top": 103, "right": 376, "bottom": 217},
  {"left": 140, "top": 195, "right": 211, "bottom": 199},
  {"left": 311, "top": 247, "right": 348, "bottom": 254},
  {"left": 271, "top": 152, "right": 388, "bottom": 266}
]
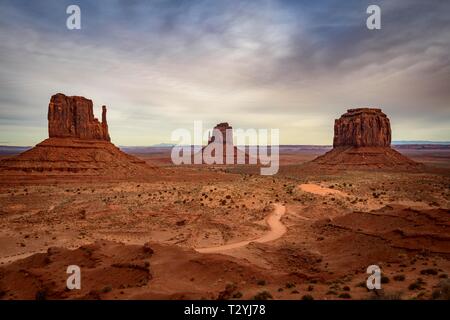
[
  {"left": 142, "top": 242, "right": 154, "bottom": 254},
  {"left": 408, "top": 283, "right": 421, "bottom": 290},
  {"left": 257, "top": 279, "right": 266, "bottom": 286},
  {"left": 431, "top": 279, "right": 450, "bottom": 300},
  {"left": 302, "top": 294, "right": 314, "bottom": 300},
  {"left": 101, "top": 285, "right": 112, "bottom": 293},
  {"left": 35, "top": 289, "right": 47, "bottom": 300},
  {"left": 356, "top": 281, "right": 366, "bottom": 288},
  {"left": 253, "top": 291, "right": 273, "bottom": 300},
  {"left": 329, "top": 283, "right": 341, "bottom": 290},
  {"left": 381, "top": 276, "right": 390, "bottom": 284},
  {"left": 285, "top": 282, "right": 295, "bottom": 289},
  {"left": 338, "top": 293, "right": 351, "bottom": 299},
  {"left": 343, "top": 286, "right": 350, "bottom": 291},
  {"left": 408, "top": 279, "right": 425, "bottom": 291},
  {"left": 420, "top": 268, "right": 438, "bottom": 275},
  {"left": 176, "top": 220, "right": 186, "bottom": 226},
  {"left": 369, "top": 291, "right": 402, "bottom": 300},
  {"left": 393, "top": 274, "right": 405, "bottom": 281},
  {"left": 232, "top": 292, "right": 243, "bottom": 299},
  {"left": 217, "top": 283, "right": 239, "bottom": 300},
  {"left": 79, "top": 209, "right": 87, "bottom": 219}
]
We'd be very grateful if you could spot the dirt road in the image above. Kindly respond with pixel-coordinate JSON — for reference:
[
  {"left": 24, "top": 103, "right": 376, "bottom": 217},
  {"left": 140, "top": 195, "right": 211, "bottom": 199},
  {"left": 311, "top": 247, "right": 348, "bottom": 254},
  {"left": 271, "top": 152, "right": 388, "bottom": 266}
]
[{"left": 195, "top": 204, "right": 287, "bottom": 253}]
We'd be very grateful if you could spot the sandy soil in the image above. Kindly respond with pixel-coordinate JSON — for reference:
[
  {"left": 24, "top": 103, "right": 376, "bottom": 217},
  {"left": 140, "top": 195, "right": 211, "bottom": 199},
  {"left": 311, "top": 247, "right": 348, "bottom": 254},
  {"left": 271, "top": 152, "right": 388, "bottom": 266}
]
[{"left": 299, "top": 184, "right": 348, "bottom": 197}]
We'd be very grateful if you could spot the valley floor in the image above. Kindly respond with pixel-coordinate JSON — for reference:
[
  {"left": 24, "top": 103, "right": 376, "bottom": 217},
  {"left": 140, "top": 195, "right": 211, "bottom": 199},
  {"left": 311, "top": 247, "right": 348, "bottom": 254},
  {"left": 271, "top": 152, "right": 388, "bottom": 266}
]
[{"left": 0, "top": 150, "right": 449, "bottom": 300}]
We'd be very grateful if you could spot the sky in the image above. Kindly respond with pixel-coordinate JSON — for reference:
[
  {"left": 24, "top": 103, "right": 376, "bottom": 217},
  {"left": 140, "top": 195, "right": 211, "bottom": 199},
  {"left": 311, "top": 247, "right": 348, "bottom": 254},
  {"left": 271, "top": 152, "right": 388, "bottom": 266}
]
[{"left": 0, "top": 0, "right": 449, "bottom": 146}]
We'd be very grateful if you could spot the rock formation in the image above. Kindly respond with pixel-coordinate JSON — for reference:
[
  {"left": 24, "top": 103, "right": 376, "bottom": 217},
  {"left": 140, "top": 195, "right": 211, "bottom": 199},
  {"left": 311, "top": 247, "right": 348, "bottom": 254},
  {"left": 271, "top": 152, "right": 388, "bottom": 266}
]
[
  {"left": 200, "top": 122, "right": 250, "bottom": 164},
  {"left": 48, "top": 93, "right": 110, "bottom": 141},
  {"left": 333, "top": 108, "right": 391, "bottom": 148},
  {"left": 0, "top": 94, "right": 154, "bottom": 180},
  {"left": 312, "top": 108, "right": 419, "bottom": 169},
  {"left": 207, "top": 122, "right": 233, "bottom": 146}
]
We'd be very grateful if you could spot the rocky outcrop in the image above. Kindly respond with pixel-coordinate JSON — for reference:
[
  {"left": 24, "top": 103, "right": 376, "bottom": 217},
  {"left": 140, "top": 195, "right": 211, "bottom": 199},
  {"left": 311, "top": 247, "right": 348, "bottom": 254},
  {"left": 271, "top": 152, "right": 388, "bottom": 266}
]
[
  {"left": 312, "top": 108, "right": 420, "bottom": 169},
  {"left": 333, "top": 108, "right": 391, "bottom": 147},
  {"left": 48, "top": 93, "right": 110, "bottom": 141}
]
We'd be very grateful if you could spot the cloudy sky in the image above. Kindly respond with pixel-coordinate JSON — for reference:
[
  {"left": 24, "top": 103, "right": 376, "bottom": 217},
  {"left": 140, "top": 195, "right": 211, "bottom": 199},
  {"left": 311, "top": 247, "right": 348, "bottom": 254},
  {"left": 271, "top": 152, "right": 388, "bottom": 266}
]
[{"left": 0, "top": 0, "right": 449, "bottom": 146}]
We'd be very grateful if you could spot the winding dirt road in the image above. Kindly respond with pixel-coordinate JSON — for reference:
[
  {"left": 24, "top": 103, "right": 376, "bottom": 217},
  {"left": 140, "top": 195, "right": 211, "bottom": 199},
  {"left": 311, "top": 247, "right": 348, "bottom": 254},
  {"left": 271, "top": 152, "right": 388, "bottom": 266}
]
[{"left": 195, "top": 204, "right": 287, "bottom": 253}]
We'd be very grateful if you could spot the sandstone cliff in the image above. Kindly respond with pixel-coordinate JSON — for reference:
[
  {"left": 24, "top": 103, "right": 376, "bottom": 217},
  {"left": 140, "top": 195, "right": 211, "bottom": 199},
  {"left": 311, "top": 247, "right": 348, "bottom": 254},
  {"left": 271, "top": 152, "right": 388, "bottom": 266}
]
[
  {"left": 333, "top": 108, "right": 391, "bottom": 147},
  {"left": 48, "top": 93, "right": 110, "bottom": 141}
]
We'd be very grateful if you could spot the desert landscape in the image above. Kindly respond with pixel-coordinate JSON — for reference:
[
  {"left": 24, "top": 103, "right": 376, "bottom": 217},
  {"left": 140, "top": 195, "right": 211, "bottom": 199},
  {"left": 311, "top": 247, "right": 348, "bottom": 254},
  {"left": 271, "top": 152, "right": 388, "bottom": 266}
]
[
  {"left": 0, "top": 95, "right": 449, "bottom": 300},
  {"left": 0, "top": 1, "right": 449, "bottom": 306}
]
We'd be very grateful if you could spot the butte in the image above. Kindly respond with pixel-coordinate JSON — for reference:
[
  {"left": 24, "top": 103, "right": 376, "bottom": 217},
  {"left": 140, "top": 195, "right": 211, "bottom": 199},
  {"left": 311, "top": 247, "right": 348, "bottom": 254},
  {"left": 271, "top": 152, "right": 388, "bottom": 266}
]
[
  {"left": 0, "top": 93, "right": 154, "bottom": 181},
  {"left": 200, "top": 122, "right": 250, "bottom": 164},
  {"left": 311, "top": 108, "right": 420, "bottom": 169}
]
